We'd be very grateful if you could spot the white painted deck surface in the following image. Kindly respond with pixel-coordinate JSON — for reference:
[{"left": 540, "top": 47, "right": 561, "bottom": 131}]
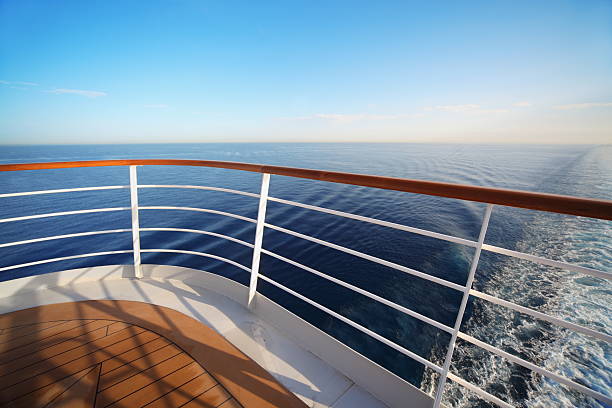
[{"left": 0, "top": 265, "right": 396, "bottom": 408}]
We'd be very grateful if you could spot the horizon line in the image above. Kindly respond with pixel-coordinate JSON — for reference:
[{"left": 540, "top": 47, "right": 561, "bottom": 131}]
[{"left": 0, "top": 141, "right": 608, "bottom": 146}]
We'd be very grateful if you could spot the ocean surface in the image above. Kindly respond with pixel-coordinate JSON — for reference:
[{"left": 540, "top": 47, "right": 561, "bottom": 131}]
[{"left": 0, "top": 143, "right": 610, "bottom": 407}]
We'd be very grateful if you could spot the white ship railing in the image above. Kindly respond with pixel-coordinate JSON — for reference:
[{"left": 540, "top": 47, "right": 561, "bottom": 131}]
[{"left": 0, "top": 160, "right": 611, "bottom": 408}]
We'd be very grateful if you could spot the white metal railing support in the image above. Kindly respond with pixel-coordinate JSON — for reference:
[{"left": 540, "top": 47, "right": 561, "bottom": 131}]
[
  {"left": 248, "top": 173, "right": 270, "bottom": 308},
  {"left": 433, "top": 204, "right": 494, "bottom": 407},
  {"left": 129, "top": 165, "right": 143, "bottom": 279}
]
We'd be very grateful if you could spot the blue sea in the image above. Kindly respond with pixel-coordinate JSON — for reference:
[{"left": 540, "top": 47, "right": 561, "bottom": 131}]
[{"left": 0, "top": 143, "right": 610, "bottom": 407}]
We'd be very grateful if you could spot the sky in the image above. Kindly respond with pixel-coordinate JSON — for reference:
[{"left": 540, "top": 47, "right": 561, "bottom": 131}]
[{"left": 0, "top": 0, "right": 611, "bottom": 144}]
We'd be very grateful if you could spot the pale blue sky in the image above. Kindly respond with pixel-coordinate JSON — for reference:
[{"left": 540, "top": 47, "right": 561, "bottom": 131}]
[{"left": 1, "top": 0, "right": 611, "bottom": 144}]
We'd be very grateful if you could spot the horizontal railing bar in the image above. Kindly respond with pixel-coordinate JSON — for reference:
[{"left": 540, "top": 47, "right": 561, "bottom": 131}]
[
  {"left": 482, "top": 244, "right": 611, "bottom": 281},
  {"left": 138, "top": 206, "right": 257, "bottom": 223},
  {"left": 0, "top": 229, "right": 132, "bottom": 248},
  {"left": 0, "top": 185, "right": 130, "bottom": 198},
  {"left": 1, "top": 160, "right": 610, "bottom": 220},
  {"left": 261, "top": 248, "right": 454, "bottom": 333},
  {"left": 470, "top": 289, "right": 612, "bottom": 343},
  {"left": 0, "top": 250, "right": 133, "bottom": 272},
  {"left": 457, "top": 332, "right": 612, "bottom": 405},
  {"left": 257, "top": 273, "right": 443, "bottom": 373},
  {"left": 446, "top": 372, "right": 513, "bottom": 408},
  {"left": 264, "top": 222, "right": 465, "bottom": 292},
  {"left": 140, "top": 248, "right": 251, "bottom": 272},
  {"left": 267, "top": 196, "right": 477, "bottom": 247},
  {"left": 0, "top": 207, "right": 131, "bottom": 223},
  {"left": 138, "top": 184, "right": 260, "bottom": 198},
  {"left": 140, "top": 227, "right": 254, "bottom": 248}
]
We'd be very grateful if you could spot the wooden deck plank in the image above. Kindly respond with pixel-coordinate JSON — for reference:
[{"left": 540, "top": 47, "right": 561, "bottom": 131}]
[
  {"left": 46, "top": 364, "right": 101, "bottom": 408},
  {"left": 104, "top": 361, "right": 206, "bottom": 408},
  {"left": 5, "top": 365, "right": 94, "bottom": 408},
  {"left": 0, "top": 325, "right": 147, "bottom": 389},
  {"left": 106, "top": 321, "right": 131, "bottom": 335},
  {"left": 0, "top": 321, "right": 65, "bottom": 341},
  {"left": 0, "top": 320, "right": 61, "bottom": 331},
  {"left": 141, "top": 372, "right": 218, "bottom": 408},
  {"left": 182, "top": 383, "right": 233, "bottom": 408},
  {"left": 0, "top": 321, "right": 114, "bottom": 374},
  {"left": 94, "top": 352, "right": 194, "bottom": 407},
  {"left": 0, "top": 325, "right": 109, "bottom": 377},
  {"left": 0, "top": 328, "right": 155, "bottom": 401},
  {"left": 218, "top": 398, "right": 243, "bottom": 408},
  {"left": 100, "top": 336, "right": 170, "bottom": 375},
  {"left": 0, "top": 320, "right": 114, "bottom": 358},
  {"left": 0, "top": 320, "right": 93, "bottom": 354},
  {"left": 0, "top": 300, "right": 307, "bottom": 408},
  {"left": 98, "top": 342, "right": 182, "bottom": 391}
]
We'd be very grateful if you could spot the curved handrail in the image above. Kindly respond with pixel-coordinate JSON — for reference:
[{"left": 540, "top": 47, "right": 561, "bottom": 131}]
[
  {"left": 140, "top": 248, "right": 251, "bottom": 272},
  {"left": 0, "top": 207, "right": 131, "bottom": 223},
  {"left": 0, "top": 250, "right": 134, "bottom": 272},
  {"left": 0, "top": 159, "right": 610, "bottom": 220},
  {"left": 138, "top": 206, "right": 257, "bottom": 223}
]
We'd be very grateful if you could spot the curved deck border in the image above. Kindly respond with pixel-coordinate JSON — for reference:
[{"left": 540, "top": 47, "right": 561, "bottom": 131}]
[{"left": 0, "top": 299, "right": 307, "bottom": 408}]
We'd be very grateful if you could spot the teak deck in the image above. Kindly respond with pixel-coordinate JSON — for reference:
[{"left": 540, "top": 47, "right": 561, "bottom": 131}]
[{"left": 0, "top": 300, "right": 307, "bottom": 408}]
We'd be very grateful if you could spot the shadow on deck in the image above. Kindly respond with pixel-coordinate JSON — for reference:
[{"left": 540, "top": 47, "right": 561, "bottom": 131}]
[{"left": 0, "top": 300, "right": 307, "bottom": 408}]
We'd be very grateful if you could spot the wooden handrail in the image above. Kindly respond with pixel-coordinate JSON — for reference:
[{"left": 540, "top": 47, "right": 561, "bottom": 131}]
[{"left": 0, "top": 159, "right": 610, "bottom": 220}]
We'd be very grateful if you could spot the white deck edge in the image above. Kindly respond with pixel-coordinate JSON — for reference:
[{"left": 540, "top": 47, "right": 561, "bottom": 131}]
[{"left": 0, "top": 264, "right": 435, "bottom": 408}]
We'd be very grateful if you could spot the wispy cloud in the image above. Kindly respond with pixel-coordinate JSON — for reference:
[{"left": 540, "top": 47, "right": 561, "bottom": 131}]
[
  {"left": 316, "top": 113, "right": 419, "bottom": 121},
  {"left": 425, "top": 104, "right": 481, "bottom": 112},
  {"left": 554, "top": 102, "right": 612, "bottom": 110},
  {"left": 513, "top": 101, "right": 531, "bottom": 107},
  {"left": 477, "top": 108, "right": 509, "bottom": 114},
  {"left": 424, "top": 104, "right": 508, "bottom": 114},
  {"left": 287, "top": 113, "right": 424, "bottom": 122},
  {"left": 48, "top": 88, "right": 107, "bottom": 98},
  {"left": 144, "top": 104, "right": 169, "bottom": 108},
  {"left": 0, "top": 80, "right": 38, "bottom": 86}
]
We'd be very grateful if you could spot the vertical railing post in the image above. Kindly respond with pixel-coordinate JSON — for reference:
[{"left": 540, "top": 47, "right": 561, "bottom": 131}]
[
  {"left": 248, "top": 173, "right": 270, "bottom": 308},
  {"left": 129, "top": 165, "right": 142, "bottom": 279},
  {"left": 433, "top": 203, "right": 493, "bottom": 408}
]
